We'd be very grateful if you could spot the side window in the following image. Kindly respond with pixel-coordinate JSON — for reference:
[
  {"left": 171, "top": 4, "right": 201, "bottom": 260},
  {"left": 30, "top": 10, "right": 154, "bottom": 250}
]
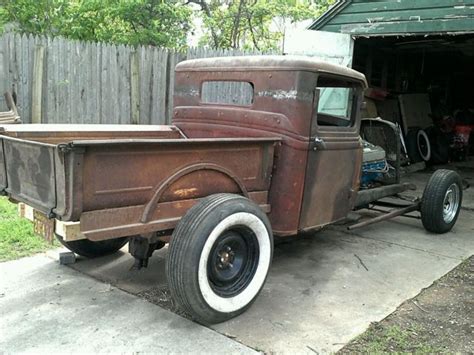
[
  {"left": 201, "top": 81, "right": 254, "bottom": 106},
  {"left": 316, "top": 76, "right": 361, "bottom": 127}
]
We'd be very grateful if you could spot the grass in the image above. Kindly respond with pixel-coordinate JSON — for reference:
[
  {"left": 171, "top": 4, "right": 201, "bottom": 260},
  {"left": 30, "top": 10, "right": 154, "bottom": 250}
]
[
  {"left": 0, "top": 197, "right": 56, "bottom": 262},
  {"left": 347, "top": 324, "right": 441, "bottom": 353}
]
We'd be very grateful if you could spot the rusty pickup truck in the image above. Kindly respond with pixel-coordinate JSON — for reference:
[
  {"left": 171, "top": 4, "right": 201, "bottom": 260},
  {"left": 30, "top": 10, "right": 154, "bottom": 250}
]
[{"left": 0, "top": 56, "right": 463, "bottom": 324}]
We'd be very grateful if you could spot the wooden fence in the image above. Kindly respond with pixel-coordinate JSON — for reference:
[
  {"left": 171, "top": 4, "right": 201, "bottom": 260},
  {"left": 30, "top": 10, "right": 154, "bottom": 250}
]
[{"left": 0, "top": 33, "right": 267, "bottom": 124}]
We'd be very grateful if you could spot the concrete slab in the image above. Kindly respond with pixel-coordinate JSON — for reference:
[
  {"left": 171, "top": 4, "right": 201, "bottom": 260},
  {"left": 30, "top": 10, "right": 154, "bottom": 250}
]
[
  {"left": 0, "top": 255, "right": 256, "bottom": 354},
  {"left": 212, "top": 211, "right": 474, "bottom": 354},
  {"left": 67, "top": 248, "right": 168, "bottom": 294},
  {"left": 64, "top": 209, "right": 474, "bottom": 354},
  {"left": 16, "top": 165, "right": 472, "bottom": 354}
]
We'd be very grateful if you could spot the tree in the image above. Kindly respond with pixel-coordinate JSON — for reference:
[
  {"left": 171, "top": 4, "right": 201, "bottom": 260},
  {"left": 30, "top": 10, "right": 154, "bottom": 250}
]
[
  {"left": 0, "top": 0, "right": 192, "bottom": 49},
  {"left": 188, "top": 0, "right": 335, "bottom": 51},
  {"left": 0, "top": 0, "right": 334, "bottom": 50}
]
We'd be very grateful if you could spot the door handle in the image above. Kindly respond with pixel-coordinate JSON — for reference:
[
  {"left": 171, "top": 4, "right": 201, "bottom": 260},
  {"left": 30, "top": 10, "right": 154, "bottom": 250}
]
[{"left": 312, "top": 137, "right": 327, "bottom": 150}]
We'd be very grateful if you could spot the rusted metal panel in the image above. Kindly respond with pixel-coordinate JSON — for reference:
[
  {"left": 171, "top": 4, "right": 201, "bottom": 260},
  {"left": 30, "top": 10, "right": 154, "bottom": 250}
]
[
  {"left": 78, "top": 139, "right": 277, "bottom": 213},
  {"left": 0, "top": 129, "right": 277, "bottom": 241},
  {"left": 300, "top": 146, "right": 362, "bottom": 230},
  {"left": 80, "top": 191, "right": 270, "bottom": 241},
  {"left": 1, "top": 136, "right": 58, "bottom": 215},
  {"left": 175, "top": 55, "right": 367, "bottom": 85},
  {"left": 174, "top": 67, "right": 318, "bottom": 236},
  {"left": 299, "top": 73, "right": 364, "bottom": 230}
]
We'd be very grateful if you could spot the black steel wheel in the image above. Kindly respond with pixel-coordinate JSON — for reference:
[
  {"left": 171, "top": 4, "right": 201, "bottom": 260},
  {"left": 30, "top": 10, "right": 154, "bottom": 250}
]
[
  {"left": 421, "top": 169, "right": 463, "bottom": 234},
  {"left": 167, "top": 193, "right": 273, "bottom": 324},
  {"left": 56, "top": 234, "right": 128, "bottom": 258}
]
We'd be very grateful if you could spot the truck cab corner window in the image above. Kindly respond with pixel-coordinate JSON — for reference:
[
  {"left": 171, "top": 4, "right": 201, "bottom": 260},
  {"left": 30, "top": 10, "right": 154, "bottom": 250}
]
[{"left": 316, "top": 76, "right": 361, "bottom": 128}]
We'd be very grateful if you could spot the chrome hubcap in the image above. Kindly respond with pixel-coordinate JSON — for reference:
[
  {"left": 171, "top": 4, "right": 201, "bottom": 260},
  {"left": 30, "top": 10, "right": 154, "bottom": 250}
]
[{"left": 443, "top": 183, "right": 460, "bottom": 223}]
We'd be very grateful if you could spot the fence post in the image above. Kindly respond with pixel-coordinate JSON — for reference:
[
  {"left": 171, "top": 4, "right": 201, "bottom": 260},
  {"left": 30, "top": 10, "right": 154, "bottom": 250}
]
[
  {"left": 31, "top": 44, "right": 45, "bottom": 123},
  {"left": 130, "top": 50, "right": 140, "bottom": 124}
]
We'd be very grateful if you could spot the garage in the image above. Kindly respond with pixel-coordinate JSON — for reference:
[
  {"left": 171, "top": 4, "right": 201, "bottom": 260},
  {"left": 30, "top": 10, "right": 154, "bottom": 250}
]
[{"left": 287, "top": 0, "right": 474, "bottom": 165}]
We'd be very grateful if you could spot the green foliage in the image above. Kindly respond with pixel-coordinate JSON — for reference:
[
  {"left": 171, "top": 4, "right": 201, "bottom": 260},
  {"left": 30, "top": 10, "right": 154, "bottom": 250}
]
[
  {"left": 0, "top": 0, "right": 192, "bottom": 48},
  {"left": 0, "top": 0, "right": 334, "bottom": 50},
  {"left": 0, "top": 197, "right": 56, "bottom": 262},
  {"left": 193, "top": 0, "right": 335, "bottom": 50},
  {"left": 353, "top": 325, "right": 441, "bottom": 353}
]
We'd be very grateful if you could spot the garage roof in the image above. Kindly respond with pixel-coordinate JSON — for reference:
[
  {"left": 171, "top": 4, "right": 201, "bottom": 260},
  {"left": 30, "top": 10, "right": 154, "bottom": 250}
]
[{"left": 309, "top": 0, "right": 474, "bottom": 36}]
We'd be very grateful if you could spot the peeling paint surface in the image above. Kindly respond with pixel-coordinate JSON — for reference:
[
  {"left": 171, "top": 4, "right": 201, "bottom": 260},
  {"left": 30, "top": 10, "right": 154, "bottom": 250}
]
[
  {"left": 310, "top": 0, "right": 474, "bottom": 35},
  {"left": 257, "top": 90, "right": 313, "bottom": 102}
]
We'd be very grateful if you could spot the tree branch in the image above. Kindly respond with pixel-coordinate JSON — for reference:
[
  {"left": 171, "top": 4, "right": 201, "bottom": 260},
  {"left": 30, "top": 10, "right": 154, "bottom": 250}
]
[{"left": 186, "top": 0, "right": 219, "bottom": 48}]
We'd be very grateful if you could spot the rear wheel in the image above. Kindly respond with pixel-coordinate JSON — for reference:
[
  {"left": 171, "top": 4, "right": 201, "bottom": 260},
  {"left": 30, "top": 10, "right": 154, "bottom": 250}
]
[
  {"left": 56, "top": 235, "right": 128, "bottom": 258},
  {"left": 421, "top": 169, "right": 463, "bottom": 233},
  {"left": 167, "top": 193, "right": 273, "bottom": 324}
]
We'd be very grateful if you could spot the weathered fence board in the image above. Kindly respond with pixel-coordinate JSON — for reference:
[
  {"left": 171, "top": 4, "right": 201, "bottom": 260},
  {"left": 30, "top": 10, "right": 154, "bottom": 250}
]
[{"left": 0, "top": 33, "right": 268, "bottom": 124}]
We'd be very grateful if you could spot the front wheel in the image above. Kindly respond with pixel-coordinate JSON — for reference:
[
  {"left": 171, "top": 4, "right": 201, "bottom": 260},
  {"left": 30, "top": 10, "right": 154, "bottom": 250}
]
[
  {"left": 421, "top": 169, "right": 463, "bottom": 233},
  {"left": 166, "top": 194, "right": 273, "bottom": 324}
]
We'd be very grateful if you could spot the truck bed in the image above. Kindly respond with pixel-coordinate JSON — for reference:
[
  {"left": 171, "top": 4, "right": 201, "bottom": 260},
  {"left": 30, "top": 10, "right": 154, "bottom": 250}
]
[{"left": 0, "top": 124, "right": 278, "bottom": 240}]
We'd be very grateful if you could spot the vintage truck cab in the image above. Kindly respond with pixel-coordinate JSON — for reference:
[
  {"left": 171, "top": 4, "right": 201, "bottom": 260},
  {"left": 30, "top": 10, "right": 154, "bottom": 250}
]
[
  {"left": 173, "top": 56, "right": 367, "bottom": 235},
  {"left": 0, "top": 56, "right": 462, "bottom": 324}
]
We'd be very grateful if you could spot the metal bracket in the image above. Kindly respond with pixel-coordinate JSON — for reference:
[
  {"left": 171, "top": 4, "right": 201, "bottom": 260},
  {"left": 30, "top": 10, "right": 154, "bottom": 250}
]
[
  {"left": 57, "top": 143, "right": 74, "bottom": 153},
  {"left": 47, "top": 209, "right": 57, "bottom": 219},
  {"left": 57, "top": 143, "right": 86, "bottom": 154}
]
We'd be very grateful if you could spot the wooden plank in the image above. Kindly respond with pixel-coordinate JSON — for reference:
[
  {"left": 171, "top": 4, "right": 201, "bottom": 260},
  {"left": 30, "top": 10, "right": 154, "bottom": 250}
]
[
  {"left": 100, "top": 43, "right": 109, "bottom": 124},
  {"left": 65, "top": 39, "right": 73, "bottom": 123},
  {"left": 45, "top": 37, "right": 55, "bottom": 123},
  {"left": 398, "top": 93, "right": 433, "bottom": 134},
  {"left": 31, "top": 44, "right": 45, "bottom": 123},
  {"left": 56, "top": 38, "right": 66, "bottom": 123},
  {"left": 18, "top": 34, "right": 29, "bottom": 122},
  {"left": 94, "top": 41, "right": 102, "bottom": 124},
  {"left": 340, "top": 17, "right": 474, "bottom": 35},
  {"left": 84, "top": 41, "right": 93, "bottom": 124},
  {"left": 332, "top": 8, "right": 474, "bottom": 25},
  {"left": 18, "top": 203, "right": 86, "bottom": 241},
  {"left": 109, "top": 44, "right": 119, "bottom": 124},
  {"left": 116, "top": 45, "right": 129, "bottom": 124},
  {"left": 139, "top": 45, "right": 152, "bottom": 124},
  {"left": 0, "top": 35, "right": 7, "bottom": 96},
  {"left": 151, "top": 48, "right": 167, "bottom": 124},
  {"left": 130, "top": 49, "right": 140, "bottom": 124}
]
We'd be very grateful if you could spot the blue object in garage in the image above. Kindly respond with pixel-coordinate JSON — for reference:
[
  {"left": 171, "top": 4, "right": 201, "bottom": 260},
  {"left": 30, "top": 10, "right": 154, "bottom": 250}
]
[{"left": 361, "top": 140, "right": 388, "bottom": 188}]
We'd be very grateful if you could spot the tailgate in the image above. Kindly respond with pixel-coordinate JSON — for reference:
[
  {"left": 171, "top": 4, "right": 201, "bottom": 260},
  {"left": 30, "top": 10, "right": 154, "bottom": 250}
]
[{"left": 0, "top": 135, "right": 60, "bottom": 215}]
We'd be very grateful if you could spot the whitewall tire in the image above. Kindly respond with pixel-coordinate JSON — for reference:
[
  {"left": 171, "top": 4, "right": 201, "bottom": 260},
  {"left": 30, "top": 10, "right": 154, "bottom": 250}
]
[{"left": 166, "top": 194, "right": 273, "bottom": 324}]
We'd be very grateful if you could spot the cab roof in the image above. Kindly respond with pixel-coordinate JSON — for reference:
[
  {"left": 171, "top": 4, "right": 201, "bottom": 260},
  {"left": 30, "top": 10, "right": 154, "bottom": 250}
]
[{"left": 176, "top": 55, "right": 367, "bottom": 87}]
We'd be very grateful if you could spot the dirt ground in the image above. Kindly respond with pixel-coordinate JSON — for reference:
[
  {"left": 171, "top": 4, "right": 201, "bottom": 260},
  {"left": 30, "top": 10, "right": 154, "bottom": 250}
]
[{"left": 339, "top": 256, "right": 474, "bottom": 353}]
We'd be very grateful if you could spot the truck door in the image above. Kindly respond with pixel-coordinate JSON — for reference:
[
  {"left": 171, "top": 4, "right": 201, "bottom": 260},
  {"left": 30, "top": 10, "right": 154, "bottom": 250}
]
[
  {"left": 284, "top": 30, "right": 362, "bottom": 230},
  {"left": 300, "top": 76, "right": 363, "bottom": 230}
]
